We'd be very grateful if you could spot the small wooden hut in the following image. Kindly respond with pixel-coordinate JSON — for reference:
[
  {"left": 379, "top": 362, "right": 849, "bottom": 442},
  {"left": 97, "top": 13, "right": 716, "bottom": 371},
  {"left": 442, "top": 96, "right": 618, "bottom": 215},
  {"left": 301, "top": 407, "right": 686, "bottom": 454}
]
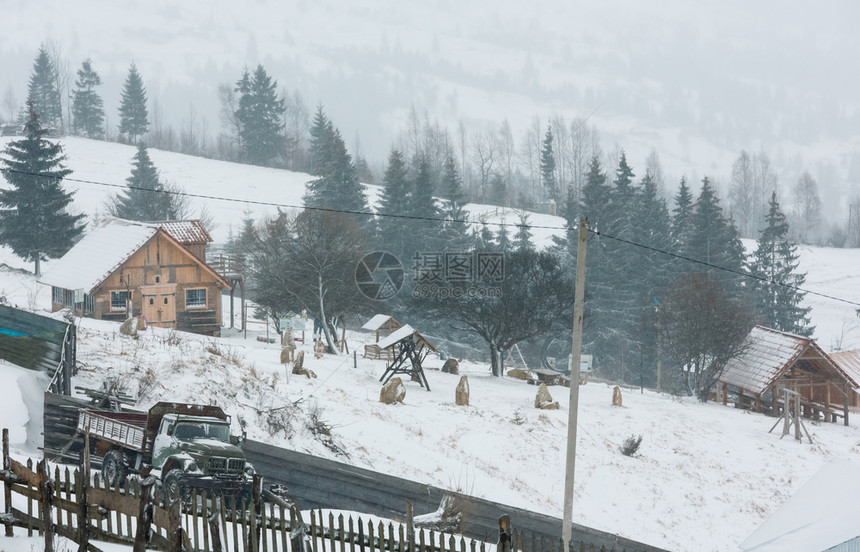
[
  {"left": 361, "top": 314, "right": 402, "bottom": 360},
  {"left": 718, "top": 326, "right": 859, "bottom": 426}
]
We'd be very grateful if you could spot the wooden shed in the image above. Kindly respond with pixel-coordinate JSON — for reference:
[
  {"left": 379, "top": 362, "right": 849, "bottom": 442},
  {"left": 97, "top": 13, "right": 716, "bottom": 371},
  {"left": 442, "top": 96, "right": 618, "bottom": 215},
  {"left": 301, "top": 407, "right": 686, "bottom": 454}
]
[
  {"left": 39, "top": 219, "right": 230, "bottom": 335},
  {"left": 361, "top": 314, "right": 402, "bottom": 360},
  {"left": 718, "top": 326, "right": 859, "bottom": 426}
]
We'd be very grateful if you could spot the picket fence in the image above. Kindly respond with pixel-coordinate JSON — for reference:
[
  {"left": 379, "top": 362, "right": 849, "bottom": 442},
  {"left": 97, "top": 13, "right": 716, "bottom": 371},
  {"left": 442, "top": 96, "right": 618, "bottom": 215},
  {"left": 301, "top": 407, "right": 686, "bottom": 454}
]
[{"left": 1, "top": 430, "right": 631, "bottom": 552}]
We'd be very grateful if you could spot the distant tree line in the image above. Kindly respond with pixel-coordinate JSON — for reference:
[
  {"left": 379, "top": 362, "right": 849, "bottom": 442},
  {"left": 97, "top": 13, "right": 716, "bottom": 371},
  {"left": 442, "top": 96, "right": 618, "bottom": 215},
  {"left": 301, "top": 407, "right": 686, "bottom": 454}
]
[{"left": 4, "top": 45, "right": 859, "bottom": 247}]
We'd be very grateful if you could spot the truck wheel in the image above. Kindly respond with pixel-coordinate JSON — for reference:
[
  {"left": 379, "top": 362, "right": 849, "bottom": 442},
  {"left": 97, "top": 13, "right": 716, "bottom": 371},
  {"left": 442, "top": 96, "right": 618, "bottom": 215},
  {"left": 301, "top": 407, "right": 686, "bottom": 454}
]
[
  {"left": 102, "top": 451, "right": 127, "bottom": 488},
  {"left": 163, "top": 469, "right": 186, "bottom": 503}
]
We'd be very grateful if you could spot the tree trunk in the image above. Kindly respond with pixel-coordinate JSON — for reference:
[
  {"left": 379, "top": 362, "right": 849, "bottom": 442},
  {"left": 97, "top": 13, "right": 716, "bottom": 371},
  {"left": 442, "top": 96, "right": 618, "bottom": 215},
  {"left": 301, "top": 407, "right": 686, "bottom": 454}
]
[
  {"left": 318, "top": 275, "right": 341, "bottom": 356},
  {"left": 489, "top": 342, "right": 502, "bottom": 377},
  {"left": 34, "top": 257, "right": 41, "bottom": 277}
]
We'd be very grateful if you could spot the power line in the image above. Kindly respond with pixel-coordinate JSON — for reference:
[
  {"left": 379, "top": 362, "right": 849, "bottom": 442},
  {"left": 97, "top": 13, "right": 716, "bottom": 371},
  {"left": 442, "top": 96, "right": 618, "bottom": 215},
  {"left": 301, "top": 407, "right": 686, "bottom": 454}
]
[{"left": 3, "top": 167, "right": 860, "bottom": 310}]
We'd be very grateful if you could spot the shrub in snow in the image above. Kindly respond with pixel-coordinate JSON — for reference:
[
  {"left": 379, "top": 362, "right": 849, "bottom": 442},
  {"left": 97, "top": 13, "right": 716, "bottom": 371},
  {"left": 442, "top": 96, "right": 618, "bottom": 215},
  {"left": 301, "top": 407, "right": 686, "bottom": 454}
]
[{"left": 620, "top": 434, "right": 643, "bottom": 456}]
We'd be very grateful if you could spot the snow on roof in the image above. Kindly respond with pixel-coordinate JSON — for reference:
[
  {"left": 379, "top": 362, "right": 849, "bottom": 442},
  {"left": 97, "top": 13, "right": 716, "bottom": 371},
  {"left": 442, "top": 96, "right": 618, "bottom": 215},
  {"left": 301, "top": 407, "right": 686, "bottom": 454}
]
[
  {"left": 829, "top": 350, "right": 860, "bottom": 392},
  {"left": 155, "top": 220, "right": 212, "bottom": 244},
  {"left": 719, "top": 326, "right": 832, "bottom": 395},
  {"left": 376, "top": 324, "right": 436, "bottom": 351},
  {"left": 740, "top": 460, "right": 860, "bottom": 551},
  {"left": 360, "top": 314, "right": 400, "bottom": 332},
  {"left": 38, "top": 220, "right": 157, "bottom": 293},
  {"left": 377, "top": 324, "right": 415, "bottom": 349}
]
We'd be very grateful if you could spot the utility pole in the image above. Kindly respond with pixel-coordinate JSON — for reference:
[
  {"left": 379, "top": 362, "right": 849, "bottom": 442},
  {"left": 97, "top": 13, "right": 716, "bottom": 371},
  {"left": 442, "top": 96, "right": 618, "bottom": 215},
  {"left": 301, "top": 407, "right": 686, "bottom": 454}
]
[
  {"left": 562, "top": 218, "right": 588, "bottom": 550},
  {"left": 655, "top": 303, "right": 662, "bottom": 393}
]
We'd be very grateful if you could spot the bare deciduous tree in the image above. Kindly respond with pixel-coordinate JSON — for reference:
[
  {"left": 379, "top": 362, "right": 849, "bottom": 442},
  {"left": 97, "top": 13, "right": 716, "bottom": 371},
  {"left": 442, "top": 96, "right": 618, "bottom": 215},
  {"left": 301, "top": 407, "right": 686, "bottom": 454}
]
[
  {"left": 2, "top": 86, "right": 18, "bottom": 124},
  {"left": 249, "top": 209, "right": 369, "bottom": 354},
  {"left": 660, "top": 274, "right": 755, "bottom": 400},
  {"left": 792, "top": 171, "right": 822, "bottom": 244},
  {"left": 471, "top": 129, "right": 499, "bottom": 202},
  {"left": 729, "top": 150, "right": 755, "bottom": 237}
]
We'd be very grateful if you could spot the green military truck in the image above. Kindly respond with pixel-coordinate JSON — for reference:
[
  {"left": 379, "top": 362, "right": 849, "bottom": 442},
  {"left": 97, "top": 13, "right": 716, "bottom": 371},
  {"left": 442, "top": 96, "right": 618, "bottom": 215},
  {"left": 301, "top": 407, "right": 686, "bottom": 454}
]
[{"left": 77, "top": 402, "right": 255, "bottom": 500}]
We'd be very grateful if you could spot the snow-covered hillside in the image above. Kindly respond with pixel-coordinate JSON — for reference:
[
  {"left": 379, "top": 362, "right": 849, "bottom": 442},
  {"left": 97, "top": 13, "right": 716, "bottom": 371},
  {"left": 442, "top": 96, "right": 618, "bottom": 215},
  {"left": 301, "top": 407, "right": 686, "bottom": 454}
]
[
  {"left": 0, "top": 262, "right": 859, "bottom": 552},
  {"left": 0, "top": 137, "right": 859, "bottom": 550}
]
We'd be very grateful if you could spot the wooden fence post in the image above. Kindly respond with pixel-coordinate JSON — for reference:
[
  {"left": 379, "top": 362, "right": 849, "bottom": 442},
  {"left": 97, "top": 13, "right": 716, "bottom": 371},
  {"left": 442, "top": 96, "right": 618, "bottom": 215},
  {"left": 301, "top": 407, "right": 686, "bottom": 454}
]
[
  {"left": 133, "top": 476, "right": 156, "bottom": 552},
  {"left": 3, "top": 428, "right": 12, "bottom": 537},
  {"left": 290, "top": 507, "right": 312, "bottom": 552},
  {"left": 497, "top": 515, "right": 512, "bottom": 552},
  {"left": 169, "top": 497, "right": 185, "bottom": 552},
  {"left": 208, "top": 511, "right": 223, "bottom": 552},
  {"left": 405, "top": 501, "right": 414, "bottom": 551},
  {"left": 77, "top": 450, "right": 89, "bottom": 552},
  {"left": 38, "top": 459, "right": 54, "bottom": 552}
]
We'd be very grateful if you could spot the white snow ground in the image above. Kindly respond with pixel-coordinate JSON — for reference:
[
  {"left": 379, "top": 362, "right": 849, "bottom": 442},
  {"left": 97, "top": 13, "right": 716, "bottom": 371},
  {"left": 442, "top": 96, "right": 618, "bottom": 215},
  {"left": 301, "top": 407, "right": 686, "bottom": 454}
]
[
  {"left": 0, "top": 139, "right": 859, "bottom": 551},
  {"left": 0, "top": 258, "right": 858, "bottom": 552}
]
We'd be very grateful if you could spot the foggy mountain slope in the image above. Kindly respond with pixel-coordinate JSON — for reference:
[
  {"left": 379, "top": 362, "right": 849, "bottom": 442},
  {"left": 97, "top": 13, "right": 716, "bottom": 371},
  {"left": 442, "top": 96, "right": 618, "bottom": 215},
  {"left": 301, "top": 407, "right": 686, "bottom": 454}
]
[{"left": 1, "top": 0, "right": 858, "bottom": 208}]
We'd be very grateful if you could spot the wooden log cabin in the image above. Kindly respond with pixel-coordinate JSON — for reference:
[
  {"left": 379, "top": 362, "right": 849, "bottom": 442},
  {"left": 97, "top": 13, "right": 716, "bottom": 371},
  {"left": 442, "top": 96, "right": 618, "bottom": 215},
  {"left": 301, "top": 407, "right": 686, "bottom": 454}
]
[
  {"left": 39, "top": 219, "right": 230, "bottom": 335},
  {"left": 717, "top": 326, "right": 860, "bottom": 426}
]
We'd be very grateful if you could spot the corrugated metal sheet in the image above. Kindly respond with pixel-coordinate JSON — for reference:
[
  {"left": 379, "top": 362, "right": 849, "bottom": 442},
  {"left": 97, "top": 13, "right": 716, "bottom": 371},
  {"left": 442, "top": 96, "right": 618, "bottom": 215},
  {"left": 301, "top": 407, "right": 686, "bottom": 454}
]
[
  {"left": 156, "top": 220, "right": 212, "bottom": 244},
  {"left": 720, "top": 326, "right": 812, "bottom": 394},
  {"left": 829, "top": 350, "right": 860, "bottom": 392},
  {"left": 825, "top": 536, "right": 860, "bottom": 552}
]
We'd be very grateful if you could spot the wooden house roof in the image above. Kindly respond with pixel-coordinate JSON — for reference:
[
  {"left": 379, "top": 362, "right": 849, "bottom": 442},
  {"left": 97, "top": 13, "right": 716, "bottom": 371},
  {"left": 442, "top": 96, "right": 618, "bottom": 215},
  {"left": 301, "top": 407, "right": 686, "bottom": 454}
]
[
  {"left": 719, "top": 326, "right": 855, "bottom": 395},
  {"left": 39, "top": 219, "right": 229, "bottom": 294},
  {"left": 361, "top": 314, "right": 401, "bottom": 332},
  {"left": 828, "top": 349, "right": 860, "bottom": 392},
  {"left": 154, "top": 220, "right": 213, "bottom": 244},
  {"left": 376, "top": 324, "right": 436, "bottom": 352}
]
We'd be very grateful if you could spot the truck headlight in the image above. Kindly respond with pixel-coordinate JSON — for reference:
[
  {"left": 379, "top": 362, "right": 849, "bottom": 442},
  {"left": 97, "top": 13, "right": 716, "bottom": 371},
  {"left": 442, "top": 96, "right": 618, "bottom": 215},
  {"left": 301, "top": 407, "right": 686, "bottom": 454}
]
[{"left": 244, "top": 464, "right": 255, "bottom": 476}]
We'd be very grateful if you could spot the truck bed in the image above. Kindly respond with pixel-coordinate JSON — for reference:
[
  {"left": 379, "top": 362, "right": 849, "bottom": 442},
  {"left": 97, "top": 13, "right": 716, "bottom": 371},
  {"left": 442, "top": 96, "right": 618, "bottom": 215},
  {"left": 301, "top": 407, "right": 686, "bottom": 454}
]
[{"left": 77, "top": 410, "right": 149, "bottom": 453}]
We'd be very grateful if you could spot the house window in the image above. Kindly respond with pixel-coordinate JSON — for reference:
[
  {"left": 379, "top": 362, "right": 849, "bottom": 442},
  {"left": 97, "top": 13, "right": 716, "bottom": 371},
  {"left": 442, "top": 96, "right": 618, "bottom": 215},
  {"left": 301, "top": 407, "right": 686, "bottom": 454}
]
[
  {"left": 149, "top": 298, "right": 154, "bottom": 306},
  {"left": 110, "top": 291, "right": 131, "bottom": 311},
  {"left": 164, "top": 297, "right": 169, "bottom": 305},
  {"left": 64, "top": 290, "right": 74, "bottom": 307},
  {"left": 185, "top": 288, "right": 206, "bottom": 309},
  {"left": 84, "top": 294, "right": 94, "bottom": 313},
  {"left": 52, "top": 287, "right": 62, "bottom": 304},
  {"left": 155, "top": 276, "right": 160, "bottom": 283}
]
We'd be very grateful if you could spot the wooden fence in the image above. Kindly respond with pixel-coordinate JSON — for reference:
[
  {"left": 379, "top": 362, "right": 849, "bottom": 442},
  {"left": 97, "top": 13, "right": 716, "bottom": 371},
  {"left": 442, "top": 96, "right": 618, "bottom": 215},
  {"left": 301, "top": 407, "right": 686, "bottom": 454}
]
[{"left": 2, "top": 429, "right": 634, "bottom": 552}]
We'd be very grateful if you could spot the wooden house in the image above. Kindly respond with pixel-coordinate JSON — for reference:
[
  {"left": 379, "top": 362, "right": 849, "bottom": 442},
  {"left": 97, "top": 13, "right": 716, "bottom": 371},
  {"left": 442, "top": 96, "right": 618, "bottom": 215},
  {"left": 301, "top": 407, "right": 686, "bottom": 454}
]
[
  {"left": 717, "top": 326, "right": 859, "bottom": 426},
  {"left": 39, "top": 219, "right": 230, "bottom": 335}
]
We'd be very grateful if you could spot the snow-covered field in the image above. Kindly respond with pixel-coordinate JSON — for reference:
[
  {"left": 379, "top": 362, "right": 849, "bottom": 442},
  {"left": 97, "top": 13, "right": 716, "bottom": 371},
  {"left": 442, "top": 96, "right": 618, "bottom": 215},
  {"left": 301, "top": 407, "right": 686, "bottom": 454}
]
[
  {"left": 0, "top": 255, "right": 859, "bottom": 552},
  {"left": 0, "top": 139, "right": 859, "bottom": 551}
]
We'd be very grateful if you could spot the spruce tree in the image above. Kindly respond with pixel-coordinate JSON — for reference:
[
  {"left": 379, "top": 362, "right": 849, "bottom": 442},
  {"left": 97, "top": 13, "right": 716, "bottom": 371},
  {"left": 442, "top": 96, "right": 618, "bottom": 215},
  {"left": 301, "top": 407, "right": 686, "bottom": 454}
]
[
  {"left": 598, "top": 151, "right": 639, "bottom": 379},
  {"left": 307, "top": 105, "right": 330, "bottom": 176},
  {"left": 118, "top": 63, "right": 149, "bottom": 143},
  {"left": 439, "top": 155, "right": 470, "bottom": 251},
  {"left": 27, "top": 46, "right": 62, "bottom": 132},
  {"left": 303, "top": 114, "right": 368, "bottom": 227},
  {"left": 687, "top": 177, "right": 747, "bottom": 298},
  {"left": 540, "top": 125, "right": 558, "bottom": 206},
  {"left": 235, "top": 64, "right": 285, "bottom": 166},
  {"left": 110, "top": 142, "right": 176, "bottom": 221},
  {"left": 376, "top": 149, "right": 411, "bottom": 256},
  {"left": 748, "top": 192, "right": 813, "bottom": 336},
  {"left": 72, "top": 58, "right": 105, "bottom": 139},
  {"left": 671, "top": 176, "right": 695, "bottom": 255},
  {"left": 513, "top": 212, "right": 535, "bottom": 252},
  {"left": 0, "top": 104, "right": 85, "bottom": 275}
]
